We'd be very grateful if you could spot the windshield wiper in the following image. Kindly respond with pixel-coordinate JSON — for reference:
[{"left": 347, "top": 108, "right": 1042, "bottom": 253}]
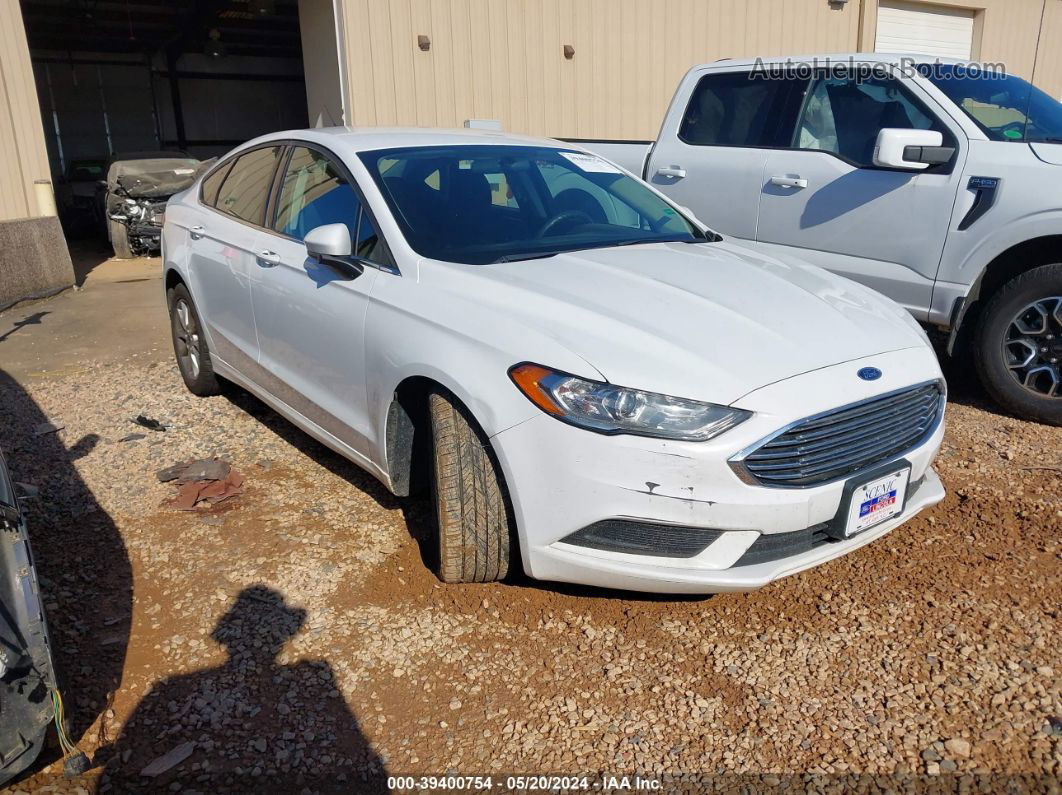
[
  {"left": 612, "top": 236, "right": 707, "bottom": 247},
  {"left": 492, "top": 251, "right": 562, "bottom": 263},
  {"left": 1028, "top": 136, "right": 1062, "bottom": 144}
]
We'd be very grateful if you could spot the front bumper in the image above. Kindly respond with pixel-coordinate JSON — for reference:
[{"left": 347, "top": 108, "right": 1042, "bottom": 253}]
[{"left": 490, "top": 347, "right": 946, "bottom": 594}]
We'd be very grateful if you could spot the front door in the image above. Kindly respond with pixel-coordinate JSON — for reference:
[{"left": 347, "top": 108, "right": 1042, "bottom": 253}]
[
  {"left": 250, "top": 145, "right": 388, "bottom": 459},
  {"left": 754, "top": 73, "right": 967, "bottom": 318}
]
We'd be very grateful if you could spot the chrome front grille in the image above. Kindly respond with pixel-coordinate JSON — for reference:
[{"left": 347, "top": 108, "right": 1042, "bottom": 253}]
[{"left": 734, "top": 382, "right": 944, "bottom": 488}]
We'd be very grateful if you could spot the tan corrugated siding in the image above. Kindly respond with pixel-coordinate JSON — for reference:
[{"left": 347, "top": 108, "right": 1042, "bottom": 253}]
[
  {"left": 0, "top": 0, "right": 52, "bottom": 220},
  {"left": 335, "top": 0, "right": 861, "bottom": 138},
  {"left": 334, "top": 0, "right": 1062, "bottom": 138}
]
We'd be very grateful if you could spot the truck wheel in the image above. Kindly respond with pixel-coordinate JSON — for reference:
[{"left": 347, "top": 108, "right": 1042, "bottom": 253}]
[
  {"left": 167, "top": 283, "right": 222, "bottom": 396},
  {"left": 108, "top": 219, "right": 134, "bottom": 259},
  {"left": 428, "top": 390, "right": 511, "bottom": 583},
  {"left": 974, "top": 263, "right": 1062, "bottom": 426}
]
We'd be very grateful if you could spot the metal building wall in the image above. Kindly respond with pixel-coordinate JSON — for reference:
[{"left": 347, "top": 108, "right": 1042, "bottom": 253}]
[
  {"left": 0, "top": 0, "right": 53, "bottom": 221},
  {"left": 331, "top": 0, "right": 1062, "bottom": 140}
]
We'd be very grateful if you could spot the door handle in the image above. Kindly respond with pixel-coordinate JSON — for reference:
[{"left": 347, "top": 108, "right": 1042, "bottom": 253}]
[
  {"left": 257, "top": 250, "right": 281, "bottom": 267},
  {"left": 770, "top": 175, "right": 809, "bottom": 189},
  {"left": 656, "top": 165, "right": 687, "bottom": 179},
  {"left": 189, "top": 225, "right": 205, "bottom": 239}
]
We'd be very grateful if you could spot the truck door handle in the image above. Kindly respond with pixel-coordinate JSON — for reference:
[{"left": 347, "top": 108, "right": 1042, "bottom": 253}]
[
  {"left": 655, "top": 165, "right": 686, "bottom": 179},
  {"left": 190, "top": 225, "right": 205, "bottom": 239},
  {"left": 770, "top": 175, "right": 808, "bottom": 189},
  {"left": 257, "top": 250, "right": 281, "bottom": 267}
]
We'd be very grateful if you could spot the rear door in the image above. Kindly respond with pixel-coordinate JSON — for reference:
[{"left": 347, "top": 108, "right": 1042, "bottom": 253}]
[
  {"left": 188, "top": 144, "right": 284, "bottom": 369},
  {"left": 645, "top": 66, "right": 806, "bottom": 240},
  {"left": 250, "top": 144, "right": 387, "bottom": 459},
  {"left": 755, "top": 71, "right": 967, "bottom": 318}
]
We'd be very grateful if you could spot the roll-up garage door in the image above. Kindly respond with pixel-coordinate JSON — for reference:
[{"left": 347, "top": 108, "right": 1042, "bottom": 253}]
[{"left": 875, "top": 1, "right": 975, "bottom": 60}]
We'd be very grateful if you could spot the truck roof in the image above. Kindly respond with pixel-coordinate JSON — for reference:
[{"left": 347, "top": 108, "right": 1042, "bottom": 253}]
[{"left": 702, "top": 52, "right": 976, "bottom": 69}]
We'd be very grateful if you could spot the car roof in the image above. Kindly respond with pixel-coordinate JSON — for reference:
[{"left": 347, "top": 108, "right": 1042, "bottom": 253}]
[{"left": 242, "top": 126, "right": 572, "bottom": 155}]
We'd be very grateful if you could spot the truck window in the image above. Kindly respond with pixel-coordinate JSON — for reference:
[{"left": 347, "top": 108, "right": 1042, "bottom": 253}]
[
  {"left": 796, "top": 76, "right": 949, "bottom": 167},
  {"left": 679, "top": 71, "right": 806, "bottom": 148},
  {"left": 919, "top": 65, "right": 1062, "bottom": 144}
]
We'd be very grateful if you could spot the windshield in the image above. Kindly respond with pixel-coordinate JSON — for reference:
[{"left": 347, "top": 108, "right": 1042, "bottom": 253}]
[
  {"left": 359, "top": 145, "right": 705, "bottom": 264},
  {"left": 920, "top": 64, "right": 1062, "bottom": 143}
]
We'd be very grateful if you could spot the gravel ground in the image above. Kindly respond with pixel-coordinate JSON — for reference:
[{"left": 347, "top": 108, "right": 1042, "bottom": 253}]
[{"left": 0, "top": 350, "right": 1059, "bottom": 792}]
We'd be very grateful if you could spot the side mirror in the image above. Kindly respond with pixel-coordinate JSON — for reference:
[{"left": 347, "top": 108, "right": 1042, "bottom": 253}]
[
  {"left": 304, "top": 223, "right": 361, "bottom": 279},
  {"left": 873, "top": 129, "right": 954, "bottom": 170}
]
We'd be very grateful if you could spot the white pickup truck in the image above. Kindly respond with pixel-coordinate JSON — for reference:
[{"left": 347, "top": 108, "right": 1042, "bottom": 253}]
[{"left": 580, "top": 53, "right": 1062, "bottom": 425}]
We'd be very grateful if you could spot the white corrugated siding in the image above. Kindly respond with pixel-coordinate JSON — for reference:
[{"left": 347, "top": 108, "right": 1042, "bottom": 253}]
[{"left": 875, "top": 1, "right": 975, "bottom": 60}]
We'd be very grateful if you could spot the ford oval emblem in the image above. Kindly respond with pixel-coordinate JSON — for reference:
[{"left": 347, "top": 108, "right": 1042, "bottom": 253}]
[{"left": 858, "top": 367, "right": 882, "bottom": 381}]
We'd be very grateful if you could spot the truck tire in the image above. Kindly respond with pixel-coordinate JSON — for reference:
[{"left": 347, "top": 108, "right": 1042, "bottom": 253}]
[
  {"left": 108, "top": 218, "right": 134, "bottom": 259},
  {"left": 429, "top": 390, "right": 511, "bottom": 583},
  {"left": 167, "top": 283, "right": 222, "bottom": 396},
  {"left": 974, "top": 263, "right": 1062, "bottom": 426}
]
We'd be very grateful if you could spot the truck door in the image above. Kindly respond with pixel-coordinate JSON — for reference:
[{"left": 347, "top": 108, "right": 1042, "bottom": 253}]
[
  {"left": 645, "top": 67, "right": 807, "bottom": 241},
  {"left": 754, "top": 72, "right": 967, "bottom": 319}
]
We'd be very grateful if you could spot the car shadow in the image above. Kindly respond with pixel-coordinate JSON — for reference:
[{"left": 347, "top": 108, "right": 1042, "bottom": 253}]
[
  {"left": 0, "top": 369, "right": 132, "bottom": 780},
  {"left": 929, "top": 331, "right": 1008, "bottom": 417},
  {"left": 97, "top": 585, "right": 388, "bottom": 792},
  {"left": 221, "top": 384, "right": 401, "bottom": 512}
]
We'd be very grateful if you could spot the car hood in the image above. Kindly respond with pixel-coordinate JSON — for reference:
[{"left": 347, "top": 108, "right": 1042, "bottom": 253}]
[{"left": 445, "top": 240, "right": 928, "bottom": 405}]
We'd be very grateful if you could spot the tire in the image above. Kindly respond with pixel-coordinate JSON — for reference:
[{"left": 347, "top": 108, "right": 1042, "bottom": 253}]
[
  {"left": 973, "top": 263, "right": 1062, "bottom": 426},
  {"left": 167, "top": 283, "right": 222, "bottom": 397},
  {"left": 108, "top": 218, "right": 134, "bottom": 259},
  {"left": 428, "top": 390, "right": 511, "bottom": 583}
]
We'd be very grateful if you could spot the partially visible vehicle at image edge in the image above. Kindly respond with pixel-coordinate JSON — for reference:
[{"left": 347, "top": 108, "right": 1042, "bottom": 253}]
[
  {"left": 100, "top": 152, "right": 203, "bottom": 259},
  {"left": 579, "top": 53, "right": 1062, "bottom": 426},
  {"left": 160, "top": 127, "right": 947, "bottom": 594},
  {"left": 0, "top": 447, "right": 57, "bottom": 786}
]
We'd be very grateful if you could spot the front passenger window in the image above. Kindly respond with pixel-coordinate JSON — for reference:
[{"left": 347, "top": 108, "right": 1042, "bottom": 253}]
[
  {"left": 275, "top": 147, "right": 386, "bottom": 263},
  {"left": 796, "top": 76, "right": 949, "bottom": 167}
]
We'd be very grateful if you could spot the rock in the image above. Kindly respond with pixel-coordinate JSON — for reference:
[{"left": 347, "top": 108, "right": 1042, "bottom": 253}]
[{"left": 944, "top": 738, "right": 971, "bottom": 758}]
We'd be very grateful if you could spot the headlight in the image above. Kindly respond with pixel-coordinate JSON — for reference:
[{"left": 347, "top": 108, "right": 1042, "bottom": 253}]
[{"left": 509, "top": 363, "right": 751, "bottom": 441}]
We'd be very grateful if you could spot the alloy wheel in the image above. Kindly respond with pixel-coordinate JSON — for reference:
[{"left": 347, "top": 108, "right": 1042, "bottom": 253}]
[
  {"left": 174, "top": 299, "right": 202, "bottom": 379},
  {"left": 1002, "top": 296, "right": 1062, "bottom": 398}
]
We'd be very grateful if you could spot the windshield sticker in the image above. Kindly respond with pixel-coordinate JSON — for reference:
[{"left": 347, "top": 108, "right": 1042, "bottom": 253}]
[
  {"left": 174, "top": 168, "right": 196, "bottom": 175},
  {"left": 558, "top": 151, "right": 623, "bottom": 174}
]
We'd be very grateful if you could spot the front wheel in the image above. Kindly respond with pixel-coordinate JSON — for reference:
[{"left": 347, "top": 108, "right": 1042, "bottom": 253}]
[
  {"left": 108, "top": 218, "right": 134, "bottom": 259},
  {"left": 974, "top": 263, "right": 1062, "bottom": 425},
  {"left": 428, "top": 390, "right": 512, "bottom": 583}
]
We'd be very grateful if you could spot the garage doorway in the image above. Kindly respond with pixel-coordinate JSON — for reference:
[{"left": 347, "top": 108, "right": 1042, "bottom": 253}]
[
  {"left": 875, "top": 0, "right": 977, "bottom": 61},
  {"left": 22, "top": 0, "right": 310, "bottom": 271}
]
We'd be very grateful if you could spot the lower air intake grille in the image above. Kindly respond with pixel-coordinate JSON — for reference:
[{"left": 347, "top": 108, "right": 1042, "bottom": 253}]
[
  {"left": 731, "top": 522, "right": 834, "bottom": 567},
  {"left": 560, "top": 520, "right": 723, "bottom": 558},
  {"left": 737, "top": 382, "right": 943, "bottom": 487}
]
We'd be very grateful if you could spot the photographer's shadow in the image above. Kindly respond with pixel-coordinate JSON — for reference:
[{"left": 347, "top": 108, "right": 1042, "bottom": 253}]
[{"left": 100, "top": 586, "right": 388, "bottom": 792}]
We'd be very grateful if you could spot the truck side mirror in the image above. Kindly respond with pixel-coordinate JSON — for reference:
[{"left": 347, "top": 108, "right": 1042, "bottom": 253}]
[{"left": 873, "top": 129, "right": 954, "bottom": 170}]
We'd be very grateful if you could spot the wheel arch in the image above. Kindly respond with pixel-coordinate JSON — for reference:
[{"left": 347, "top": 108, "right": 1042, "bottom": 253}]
[
  {"left": 948, "top": 234, "right": 1062, "bottom": 355},
  {"left": 382, "top": 372, "right": 505, "bottom": 498}
]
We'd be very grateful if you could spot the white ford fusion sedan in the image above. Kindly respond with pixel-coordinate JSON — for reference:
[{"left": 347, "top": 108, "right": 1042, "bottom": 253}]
[{"left": 162, "top": 127, "right": 946, "bottom": 594}]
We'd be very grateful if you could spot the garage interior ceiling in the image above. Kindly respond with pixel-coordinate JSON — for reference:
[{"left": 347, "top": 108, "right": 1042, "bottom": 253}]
[{"left": 21, "top": 0, "right": 303, "bottom": 58}]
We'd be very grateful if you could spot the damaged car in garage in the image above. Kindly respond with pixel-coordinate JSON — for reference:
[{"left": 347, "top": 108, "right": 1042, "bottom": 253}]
[{"left": 101, "top": 152, "right": 203, "bottom": 259}]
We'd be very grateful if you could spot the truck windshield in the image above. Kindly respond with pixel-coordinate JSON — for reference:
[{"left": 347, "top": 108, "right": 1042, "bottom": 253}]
[
  {"left": 920, "top": 65, "right": 1062, "bottom": 144},
  {"left": 359, "top": 145, "right": 705, "bottom": 265}
]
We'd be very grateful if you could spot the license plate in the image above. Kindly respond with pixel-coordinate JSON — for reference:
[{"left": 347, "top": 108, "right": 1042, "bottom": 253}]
[{"left": 845, "top": 466, "right": 910, "bottom": 537}]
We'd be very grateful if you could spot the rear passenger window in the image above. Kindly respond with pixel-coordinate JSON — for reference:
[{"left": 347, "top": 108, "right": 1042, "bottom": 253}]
[
  {"left": 200, "top": 161, "right": 232, "bottom": 207},
  {"left": 679, "top": 71, "right": 806, "bottom": 148},
  {"left": 215, "top": 145, "right": 283, "bottom": 225}
]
